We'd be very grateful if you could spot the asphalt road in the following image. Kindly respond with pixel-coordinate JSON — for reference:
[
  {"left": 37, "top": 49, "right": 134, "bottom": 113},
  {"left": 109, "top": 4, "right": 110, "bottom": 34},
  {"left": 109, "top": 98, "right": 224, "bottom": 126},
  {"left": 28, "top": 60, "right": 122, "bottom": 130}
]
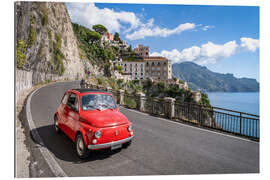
[{"left": 29, "top": 81, "right": 259, "bottom": 176}]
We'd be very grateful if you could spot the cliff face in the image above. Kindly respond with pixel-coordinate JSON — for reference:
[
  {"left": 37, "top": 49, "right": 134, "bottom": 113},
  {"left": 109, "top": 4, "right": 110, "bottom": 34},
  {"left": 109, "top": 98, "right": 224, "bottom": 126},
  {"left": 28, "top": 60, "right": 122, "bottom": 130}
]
[{"left": 15, "top": 2, "right": 91, "bottom": 88}]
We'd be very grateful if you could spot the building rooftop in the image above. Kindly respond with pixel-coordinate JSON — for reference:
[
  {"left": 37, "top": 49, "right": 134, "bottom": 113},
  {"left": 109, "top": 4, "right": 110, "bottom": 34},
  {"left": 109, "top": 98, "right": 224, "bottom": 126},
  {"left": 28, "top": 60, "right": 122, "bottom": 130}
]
[{"left": 143, "top": 56, "right": 169, "bottom": 61}]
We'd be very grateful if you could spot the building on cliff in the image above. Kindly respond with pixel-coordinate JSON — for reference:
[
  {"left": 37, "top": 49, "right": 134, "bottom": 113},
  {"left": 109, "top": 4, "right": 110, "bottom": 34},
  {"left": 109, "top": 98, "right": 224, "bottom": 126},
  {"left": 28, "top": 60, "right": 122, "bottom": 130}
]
[
  {"left": 134, "top": 44, "right": 149, "bottom": 58},
  {"left": 117, "top": 56, "right": 172, "bottom": 80}
]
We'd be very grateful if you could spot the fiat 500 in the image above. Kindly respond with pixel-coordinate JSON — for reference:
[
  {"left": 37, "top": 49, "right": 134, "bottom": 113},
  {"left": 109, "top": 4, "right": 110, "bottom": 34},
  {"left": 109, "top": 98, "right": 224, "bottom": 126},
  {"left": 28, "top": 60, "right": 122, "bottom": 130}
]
[{"left": 54, "top": 89, "right": 134, "bottom": 158}]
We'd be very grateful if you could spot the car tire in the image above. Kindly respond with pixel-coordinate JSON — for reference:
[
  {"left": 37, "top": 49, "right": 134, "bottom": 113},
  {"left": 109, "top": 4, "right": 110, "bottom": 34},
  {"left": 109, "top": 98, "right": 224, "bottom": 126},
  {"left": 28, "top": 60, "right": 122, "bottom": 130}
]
[
  {"left": 123, "top": 140, "right": 132, "bottom": 148},
  {"left": 75, "top": 133, "right": 90, "bottom": 159},
  {"left": 54, "top": 115, "right": 61, "bottom": 134}
]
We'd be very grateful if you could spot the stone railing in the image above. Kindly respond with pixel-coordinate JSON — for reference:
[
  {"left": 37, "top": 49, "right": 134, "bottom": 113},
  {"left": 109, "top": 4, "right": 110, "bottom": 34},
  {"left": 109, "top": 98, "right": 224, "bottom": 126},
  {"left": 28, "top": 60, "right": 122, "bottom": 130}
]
[
  {"left": 83, "top": 81, "right": 195, "bottom": 121},
  {"left": 82, "top": 81, "right": 260, "bottom": 140}
]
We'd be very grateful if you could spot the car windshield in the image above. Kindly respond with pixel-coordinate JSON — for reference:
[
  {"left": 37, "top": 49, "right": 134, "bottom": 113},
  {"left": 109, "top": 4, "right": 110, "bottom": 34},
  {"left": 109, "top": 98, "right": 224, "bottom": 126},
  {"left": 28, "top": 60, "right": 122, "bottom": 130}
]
[{"left": 81, "top": 94, "right": 117, "bottom": 111}]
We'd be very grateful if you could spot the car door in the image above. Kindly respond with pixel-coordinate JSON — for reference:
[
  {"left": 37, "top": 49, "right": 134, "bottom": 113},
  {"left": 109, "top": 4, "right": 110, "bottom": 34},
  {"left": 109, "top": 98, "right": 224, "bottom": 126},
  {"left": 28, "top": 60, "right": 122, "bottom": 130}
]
[
  {"left": 65, "top": 93, "right": 80, "bottom": 141},
  {"left": 57, "top": 92, "right": 69, "bottom": 131}
]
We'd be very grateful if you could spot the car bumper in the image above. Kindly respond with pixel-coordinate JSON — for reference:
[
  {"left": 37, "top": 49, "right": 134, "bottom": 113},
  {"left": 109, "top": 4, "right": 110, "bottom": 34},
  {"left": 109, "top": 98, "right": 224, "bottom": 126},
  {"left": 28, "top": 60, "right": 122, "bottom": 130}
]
[{"left": 88, "top": 136, "right": 134, "bottom": 150}]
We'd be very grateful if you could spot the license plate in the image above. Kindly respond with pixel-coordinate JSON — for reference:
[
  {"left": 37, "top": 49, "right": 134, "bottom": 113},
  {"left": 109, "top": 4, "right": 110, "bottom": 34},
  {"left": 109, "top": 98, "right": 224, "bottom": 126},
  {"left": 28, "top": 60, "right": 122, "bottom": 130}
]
[{"left": 111, "top": 143, "right": 122, "bottom": 150}]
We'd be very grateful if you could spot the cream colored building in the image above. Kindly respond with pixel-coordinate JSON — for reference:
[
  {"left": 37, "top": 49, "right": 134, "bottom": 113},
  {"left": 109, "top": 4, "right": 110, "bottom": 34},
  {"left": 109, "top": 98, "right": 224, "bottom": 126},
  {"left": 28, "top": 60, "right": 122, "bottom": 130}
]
[
  {"left": 144, "top": 56, "right": 172, "bottom": 80},
  {"left": 119, "top": 61, "right": 145, "bottom": 80}
]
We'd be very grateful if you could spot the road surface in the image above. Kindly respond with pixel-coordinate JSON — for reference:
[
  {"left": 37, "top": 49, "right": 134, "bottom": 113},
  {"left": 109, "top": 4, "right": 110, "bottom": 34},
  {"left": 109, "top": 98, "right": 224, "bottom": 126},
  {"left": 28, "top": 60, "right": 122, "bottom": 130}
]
[{"left": 28, "top": 81, "right": 259, "bottom": 176}]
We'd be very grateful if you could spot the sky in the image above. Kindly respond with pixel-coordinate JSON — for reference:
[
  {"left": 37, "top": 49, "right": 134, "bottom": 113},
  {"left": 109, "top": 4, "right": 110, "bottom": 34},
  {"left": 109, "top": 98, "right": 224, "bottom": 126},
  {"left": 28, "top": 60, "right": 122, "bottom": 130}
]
[{"left": 66, "top": 2, "right": 260, "bottom": 82}]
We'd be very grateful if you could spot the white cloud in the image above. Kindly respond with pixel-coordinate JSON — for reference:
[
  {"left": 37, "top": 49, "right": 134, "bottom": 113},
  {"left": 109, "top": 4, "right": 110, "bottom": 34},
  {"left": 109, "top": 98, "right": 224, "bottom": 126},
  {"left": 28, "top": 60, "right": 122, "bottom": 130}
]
[
  {"left": 202, "top": 25, "right": 215, "bottom": 31},
  {"left": 67, "top": 3, "right": 141, "bottom": 33},
  {"left": 151, "top": 40, "right": 242, "bottom": 64},
  {"left": 67, "top": 3, "right": 213, "bottom": 41},
  {"left": 125, "top": 22, "right": 196, "bottom": 40},
  {"left": 240, "top": 37, "right": 259, "bottom": 52}
]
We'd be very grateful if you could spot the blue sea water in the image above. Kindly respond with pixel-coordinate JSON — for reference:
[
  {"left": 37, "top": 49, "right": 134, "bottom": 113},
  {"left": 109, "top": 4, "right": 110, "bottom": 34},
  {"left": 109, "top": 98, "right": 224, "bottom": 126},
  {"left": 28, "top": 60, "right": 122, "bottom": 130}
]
[
  {"left": 206, "top": 92, "right": 259, "bottom": 116},
  {"left": 206, "top": 92, "right": 260, "bottom": 138}
]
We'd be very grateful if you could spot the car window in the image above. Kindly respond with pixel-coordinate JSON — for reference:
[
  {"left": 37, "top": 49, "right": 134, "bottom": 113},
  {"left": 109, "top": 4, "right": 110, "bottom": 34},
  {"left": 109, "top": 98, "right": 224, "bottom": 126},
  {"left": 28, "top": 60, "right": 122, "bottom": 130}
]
[
  {"left": 67, "top": 93, "right": 78, "bottom": 111},
  {"left": 81, "top": 94, "right": 116, "bottom": 111},
  {"left": 61, "top": 93, "right": 68, "bottom": 105}
]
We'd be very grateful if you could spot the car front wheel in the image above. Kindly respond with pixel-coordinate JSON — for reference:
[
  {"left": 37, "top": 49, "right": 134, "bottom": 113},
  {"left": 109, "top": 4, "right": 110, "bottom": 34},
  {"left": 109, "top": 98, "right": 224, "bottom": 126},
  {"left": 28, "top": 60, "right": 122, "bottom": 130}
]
[
  {"left": 75, "top": 133, "right": 89, "bottom": 159},
  {"left": 123, "top": 140, "right": 132, "bottom": 148},
  {"left": 54, "top": 115, "right": 61, "bottom": 134}
]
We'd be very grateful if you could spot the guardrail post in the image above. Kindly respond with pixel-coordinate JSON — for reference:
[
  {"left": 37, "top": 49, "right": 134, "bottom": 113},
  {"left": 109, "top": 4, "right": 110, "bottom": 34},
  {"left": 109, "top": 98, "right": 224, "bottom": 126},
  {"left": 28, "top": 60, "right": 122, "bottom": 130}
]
[
  {"left": 240, "top": 112, "right": 242, "bottom": 134},
  {"left": 164, "top": 97, "right": 176, "bottom": 119},
  {"left": 117, "top": 89, "right": 125, "bottom": 105},
  {"left": 151, "top": 98, "right": 154, "bottom": 115},
  {"left": 136, "top": 92, "right": 145, "bottom": 112}
]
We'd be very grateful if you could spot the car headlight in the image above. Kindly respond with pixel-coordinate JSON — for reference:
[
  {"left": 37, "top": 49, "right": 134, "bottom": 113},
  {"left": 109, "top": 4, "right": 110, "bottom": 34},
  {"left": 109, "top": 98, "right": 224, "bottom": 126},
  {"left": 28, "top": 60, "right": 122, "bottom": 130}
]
[
  {"left": 95, "top": 130, "right": 102, "bottom": 138},
  {"left": 128, "top": 125, "right": 132, "bottom": 132}
]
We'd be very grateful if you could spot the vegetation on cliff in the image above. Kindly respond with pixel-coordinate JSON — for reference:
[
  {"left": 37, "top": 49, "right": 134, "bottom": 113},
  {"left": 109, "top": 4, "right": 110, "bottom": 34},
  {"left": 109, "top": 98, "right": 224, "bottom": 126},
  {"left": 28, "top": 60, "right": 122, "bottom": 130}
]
[
  {"left": 16, "top": 40, "right": 27, "bottom": 69},
  {"left": 53, "top": 33, "right": 65, "bottom": 75},
  {"left": 72, "top": 23, "right": 116, "bottom": 71}
]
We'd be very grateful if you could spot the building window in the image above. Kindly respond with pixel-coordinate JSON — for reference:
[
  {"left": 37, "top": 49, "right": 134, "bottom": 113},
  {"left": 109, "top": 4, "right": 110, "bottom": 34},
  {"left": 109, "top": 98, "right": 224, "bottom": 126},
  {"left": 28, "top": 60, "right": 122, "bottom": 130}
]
[
  {"left": 141, "top": 73, "right": 143, "bottom": 76},
  {"left": 152, "top": 67, "right": 155, "bottom": 71},
  {"left": 157, "top": 62, "right": 160, "bottom": 66},
  {"left": 152, "top": 62, "right": 155, "bottom": 66},
  {"left": 164, "top": 62, "right": 167, "bottom": 65}
]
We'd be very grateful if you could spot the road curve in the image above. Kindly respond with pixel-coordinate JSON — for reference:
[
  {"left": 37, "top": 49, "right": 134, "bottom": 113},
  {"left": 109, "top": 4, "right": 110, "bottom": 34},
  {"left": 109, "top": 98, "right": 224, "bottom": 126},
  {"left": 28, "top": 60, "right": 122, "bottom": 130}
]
[{"left": 29, "top": 81, "right": 259, "bottom": 176}]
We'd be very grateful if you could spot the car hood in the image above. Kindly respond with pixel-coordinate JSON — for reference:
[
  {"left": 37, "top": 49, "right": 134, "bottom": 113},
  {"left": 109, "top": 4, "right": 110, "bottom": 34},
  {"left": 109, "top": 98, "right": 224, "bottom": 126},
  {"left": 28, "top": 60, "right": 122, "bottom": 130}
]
[{"left": 81, "top": 109, "right": 129, "bottom": 128}]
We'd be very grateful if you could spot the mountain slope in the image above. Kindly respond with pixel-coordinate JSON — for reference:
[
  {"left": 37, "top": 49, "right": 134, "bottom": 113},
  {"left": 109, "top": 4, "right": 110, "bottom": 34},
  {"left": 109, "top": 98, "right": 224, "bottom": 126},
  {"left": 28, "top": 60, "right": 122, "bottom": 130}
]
[{"left": 172, "top": 62, "right": 259, "bottom": 92}]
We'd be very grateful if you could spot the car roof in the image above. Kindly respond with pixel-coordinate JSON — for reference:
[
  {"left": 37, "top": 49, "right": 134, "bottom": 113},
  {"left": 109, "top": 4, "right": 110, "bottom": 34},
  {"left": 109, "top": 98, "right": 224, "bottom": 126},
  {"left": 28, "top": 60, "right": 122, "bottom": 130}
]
[{"left": 70, "top": 88, "right": 111, "bottom": 94}]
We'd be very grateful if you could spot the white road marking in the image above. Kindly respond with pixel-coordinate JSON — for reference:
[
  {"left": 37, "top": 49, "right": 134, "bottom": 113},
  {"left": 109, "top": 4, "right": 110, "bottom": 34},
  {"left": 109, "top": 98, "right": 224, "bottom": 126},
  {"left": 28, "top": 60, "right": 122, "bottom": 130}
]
[
  {"left": 26, "top": 85, "right": 67, "bottom": 177},
  {"left": 121, "top": 107, "right": 259, "bottom": 144}
]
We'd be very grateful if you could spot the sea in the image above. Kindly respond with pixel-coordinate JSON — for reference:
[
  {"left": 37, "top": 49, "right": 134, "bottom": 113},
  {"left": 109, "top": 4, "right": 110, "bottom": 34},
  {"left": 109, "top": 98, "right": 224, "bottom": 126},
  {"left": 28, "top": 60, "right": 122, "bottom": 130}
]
[{"left": 206, "top": 92, "right": 260, "bottom": 138}]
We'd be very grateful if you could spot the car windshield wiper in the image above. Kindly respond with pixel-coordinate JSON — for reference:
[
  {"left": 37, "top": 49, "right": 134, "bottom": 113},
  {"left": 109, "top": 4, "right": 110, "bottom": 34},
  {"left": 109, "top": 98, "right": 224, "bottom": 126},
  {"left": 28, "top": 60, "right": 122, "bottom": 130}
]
[
  {"left": 98, "top": 104, "right": 114, "bottom": 110},
  {"left": 85, "top": 105, "right": 101, "bottom": 111}
]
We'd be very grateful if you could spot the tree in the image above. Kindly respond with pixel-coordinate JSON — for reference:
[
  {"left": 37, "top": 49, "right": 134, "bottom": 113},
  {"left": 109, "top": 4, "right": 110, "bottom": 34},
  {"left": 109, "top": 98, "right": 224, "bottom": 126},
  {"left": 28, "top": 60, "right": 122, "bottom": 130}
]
[
  {"left": 114, "top": 32, "right": 121, "bottom": 42},
  {"left": 92, "top": 24, "right": 108, "bottom": 35},
  {"left": 128, "top": 45, "right": 132, "bottom": 52},
  {"left": 87, "top": 31, "right": 101, "bottom": 44}
]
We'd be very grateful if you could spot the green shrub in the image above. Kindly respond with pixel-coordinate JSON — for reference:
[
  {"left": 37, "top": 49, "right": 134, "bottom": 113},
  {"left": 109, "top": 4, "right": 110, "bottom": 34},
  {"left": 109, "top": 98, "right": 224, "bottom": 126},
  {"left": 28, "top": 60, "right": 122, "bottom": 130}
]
[
  {"left": 199, "top": 92, "right": 211, "bottom": 107},
  {"left": 16, "top": 40, "right": 27, "bottom": 69},
  {"left": 40, "top": 3, "right": 49, "bottom": 26},
  {"left": 28, "top": 14, "right": 36, "bottom": 47},
  {"left": 53, "top": 33, "right": 65, "bottom": 75},
  {"left": 124, "top": 96, "right": 136, "bottom": 109},
  {"left": 42, "top": 11, "right": 48, "bottom": 26},
  {"left": 97, "top": 77, "right": 103, "bottom": 85},
  {"left": 114, "top": 65, "right": 123, "bottom": 71},
  {"left": 38, "top": 42, "right": 44, "bottom": 58}
]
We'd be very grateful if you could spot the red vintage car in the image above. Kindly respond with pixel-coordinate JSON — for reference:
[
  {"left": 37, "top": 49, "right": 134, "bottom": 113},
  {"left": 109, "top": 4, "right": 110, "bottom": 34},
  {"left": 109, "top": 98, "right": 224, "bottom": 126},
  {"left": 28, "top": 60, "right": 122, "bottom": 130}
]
[{"left": 54, "top": 89, "right": 134, "bottom": 158}]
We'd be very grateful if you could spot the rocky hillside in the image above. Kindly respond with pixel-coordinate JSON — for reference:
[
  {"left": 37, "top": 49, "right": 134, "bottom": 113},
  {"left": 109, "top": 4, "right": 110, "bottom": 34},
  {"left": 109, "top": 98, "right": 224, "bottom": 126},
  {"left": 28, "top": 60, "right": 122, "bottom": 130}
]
[
  {"left": 172, "top": 62, "right": 259, "bottom": 92},
  {"left": 15, "top": 2, "right": 97, "bottom": 85}
]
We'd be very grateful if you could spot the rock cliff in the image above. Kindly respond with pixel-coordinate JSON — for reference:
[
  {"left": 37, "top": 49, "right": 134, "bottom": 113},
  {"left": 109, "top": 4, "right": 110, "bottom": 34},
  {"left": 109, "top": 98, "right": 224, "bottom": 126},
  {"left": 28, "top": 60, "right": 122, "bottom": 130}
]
[{"left": 15, "top": 2, "right": 95, "bottom": 98}]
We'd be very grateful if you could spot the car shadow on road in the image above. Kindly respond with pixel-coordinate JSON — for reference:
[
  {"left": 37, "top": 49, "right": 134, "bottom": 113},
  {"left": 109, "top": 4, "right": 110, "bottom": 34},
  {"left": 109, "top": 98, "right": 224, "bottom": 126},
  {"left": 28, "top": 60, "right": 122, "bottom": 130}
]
[{"left": 30, "top": 124, "right": 123, "bottom": 164}]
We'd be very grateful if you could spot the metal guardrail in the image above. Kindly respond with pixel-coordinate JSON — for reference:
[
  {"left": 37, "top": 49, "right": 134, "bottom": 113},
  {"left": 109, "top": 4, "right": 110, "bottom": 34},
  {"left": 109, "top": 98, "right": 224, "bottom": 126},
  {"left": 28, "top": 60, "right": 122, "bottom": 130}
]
[
  {"left": 174, "top": 102, "right": 259, "bottom": 139},
  {"left": 83, "top": 82, "right": 260, "bottom": 140}
]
